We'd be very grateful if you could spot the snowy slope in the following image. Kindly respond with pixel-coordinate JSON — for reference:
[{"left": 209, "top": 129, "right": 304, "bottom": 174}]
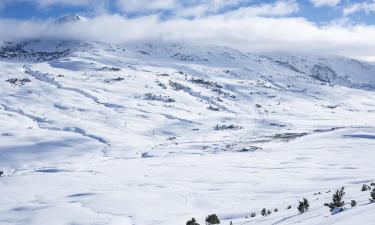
[{"left": 0, "top": 40, "right": 374, "bottom": 225}]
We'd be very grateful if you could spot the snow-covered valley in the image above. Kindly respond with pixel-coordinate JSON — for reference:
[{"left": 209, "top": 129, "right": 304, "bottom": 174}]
[{"left": 0, "top": 40, "right": 374, "bottom": 225}]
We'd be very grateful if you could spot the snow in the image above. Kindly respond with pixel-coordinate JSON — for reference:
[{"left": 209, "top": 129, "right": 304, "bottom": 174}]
[
  {"left": 53, "top": 15, "right": 88, "bottom": 24},
  {"left": 0, "top": 40, "right": 374, "bottom": 225}
]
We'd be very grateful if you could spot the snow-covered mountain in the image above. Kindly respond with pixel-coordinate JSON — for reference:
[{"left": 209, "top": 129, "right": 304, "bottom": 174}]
[
  {"left": 52, "top": 14, "right": 87, "bottom": 24},
  {"left": 0, "top": 39, "right": 374, "bottom": 225}
]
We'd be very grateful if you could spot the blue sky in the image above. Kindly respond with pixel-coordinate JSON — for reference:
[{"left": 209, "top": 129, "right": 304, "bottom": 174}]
[
  {"left": 1, "top": 0, "right": 375, "bottom": 24},
  {"left": 0, "top": 0, "right": 375, "bottom": 61}
]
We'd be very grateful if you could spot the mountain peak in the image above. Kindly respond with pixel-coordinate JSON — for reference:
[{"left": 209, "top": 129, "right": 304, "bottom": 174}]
[{"left": 53, "top": 14, "right": 87, "bottom": 24}]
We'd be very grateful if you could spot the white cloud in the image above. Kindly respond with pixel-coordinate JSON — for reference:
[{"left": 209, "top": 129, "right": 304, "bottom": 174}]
[
  {"left": 173, "top": 0, "right": 245, "bottom": 18},
  {"left": 310, "top": 0, "right": 341, "bottom": 7},
  {"left": 1, "top": 13, "right": 375, "bottom": 60},
  {"left": 117, "top": 0, "right": 299, "bottom": 19},
  {"left": 0, "top": 0, "right": 93, "bottom": 8},
  {"left": 343, "top": 1, "right": 375, "bottom": 16},
  {"left": 114, "top": 0, "right": 251, "bottom": 17},
  {"left": 115, "top": 0, "right": 177, "bottom": 13},
  {"left": 224, "top": 0, "right": 299, "bottom": 18},
  {"left": 0, "top": 0, "right": 374, "bottom": 60},
  {"left": 0, "top": 0, "right": 110, "bottom": 16}
]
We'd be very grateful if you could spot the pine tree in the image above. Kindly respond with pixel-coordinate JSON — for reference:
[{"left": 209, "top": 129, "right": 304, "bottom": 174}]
[
  {"left": 186, "top": 218, "right": 200, "bottom": 225},
  {"left": 205, "top": 214, "right": 220, "bottom": 224},
  {"left": 361, "top": 184, "right": 371, "bottom": 191},
  {"left": 370, "top": 188, "right": 375, "bottom": 202},
  {"left": 324, "top": 187, "right": 345, "bottom": 211},
  {"left": 351, "top": 200, "right": 357, "bottom": 207},
  {"left": 297, "top": 198, "right": 309, "bottom": 213},
  {"left": 261, "top": 208, "right": 267, "bottom": 216}
]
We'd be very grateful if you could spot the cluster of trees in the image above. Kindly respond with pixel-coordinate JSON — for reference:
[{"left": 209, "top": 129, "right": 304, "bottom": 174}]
[
  {"left": 324, "top": 185, "right": 375, "bottom": 214},
  {"left": 186, "top": 214, "right": 220, "bottom": 225},
  {"left": 187, "top": 183, "right": 375, "bottom": 225}
]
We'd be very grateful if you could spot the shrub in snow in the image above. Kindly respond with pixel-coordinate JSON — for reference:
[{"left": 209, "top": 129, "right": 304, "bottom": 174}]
[
  {"left": 144, "top": 93, "right": 175, "bottom": 103},
  {"left": 370, "top": 188, "right": 375, "bottom": 202},
  {"left": 186, "top": 218, "right": 200, "bottom": 225},
  {"left": 205, "top": 214, "right": 220, "bottom": 224},
  {"left": 324, "top": 187, "right": 345, "bottom": 213},
  {"left": 0, "top": 171, "right": 3, "bottom": 177},
  {"left": 168, "top": 80, "right": 189, "bottom": 91},
  {"left": 351, "top": 200, "right": 357, "bottom": 207},
  {"left": 370, "top": 182, "right": 375, "bottom": 187},
  {"left": 104, "top": 77, "right": 124, "bottom": 83},
  {"left": 261, "top": 208, "right": 267, "bottom": 216},
  {"left": 189, "top": 77, "right": 222, "bottom": 89},
  {"left": 250, "top": 212, "right": 256, "bottom": 218},
  {"left": 297, "top": 198, "right": 309, "bottom": 213},
  {"left": 274, "top": 208, "right": 278, "bottom": 213},
  {"left": 214, "top": 124, "right": 243, "bottom": 130},
  {"left": 207, "top": 105, "right": 220, "bottom": 111},
  {"left": 361, "top": 184, "right": 371, "bottom": 191},
  {"left": 287, "top": 205, "right": 292, "bottom": 210},
  {"left": 6, "top": 78, "right": 31, "bottom": 85},
  {"left": 267, "top": 210, "right": 272, "bottom": 215}
]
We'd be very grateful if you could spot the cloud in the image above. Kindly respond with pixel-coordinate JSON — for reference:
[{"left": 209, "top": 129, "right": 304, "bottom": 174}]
[
  {"left": 1, "top": 12, "right": 375, "bottom": 61},
  {"left": 224, "top": 0, "right": 299, "bottom": 18},
  {"left": 343, "top": 1, "right": 375, "bottom": 16},
  {"left": 0, "top": 0, "right": 93, "bottom": 8},
  {"left": 310, "top": 0, "right": 341, "bottom": 7},
  {"left": 0, "top": 0, "right": 374, "bottom": 61},
  {"left": 114, "top": 0, "right": 253, "bottom": 18},
  {"left": 115, "top": 0, "right": 177, "bottom": 14},
  {"left": 0, "top": 0, "right": 296, "bottom": 19},
  {"left": 165, "top": 0, "right": 234, "bottom": 18},
  {"left": 0, "top": 0, "right": 110, "bottom": 16}
]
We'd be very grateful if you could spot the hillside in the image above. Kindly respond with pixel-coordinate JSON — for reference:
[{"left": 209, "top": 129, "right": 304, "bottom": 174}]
[{"left": 0, "top": 40, "right": 374, "bottom": 225}]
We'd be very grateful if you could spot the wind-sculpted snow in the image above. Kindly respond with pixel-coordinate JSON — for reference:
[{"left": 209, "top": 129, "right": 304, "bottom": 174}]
[{"left": 0, "top": 40, "right": 374, "bottom": 225}]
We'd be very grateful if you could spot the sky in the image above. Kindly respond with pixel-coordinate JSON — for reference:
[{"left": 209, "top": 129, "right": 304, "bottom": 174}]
[{"left": 1, "top": 0, "right": 375, "bottom": 61}]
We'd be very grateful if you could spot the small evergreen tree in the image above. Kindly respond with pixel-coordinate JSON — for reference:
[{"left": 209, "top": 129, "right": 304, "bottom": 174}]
[
  {"left": 205, "top": 214, "right": 220, "bottom": 224},
  {"left": 267, "top": 210, "right": 272, "bottom": 216},
  {"left": 0, "top": 171, "right": 3, "bottom": 177},
  {"left": 261, "top": 208, "right": 267, "bottom": 216},
  {"left": 274, "top": 208, "right": 278, "bottom": 213},
  {"left": 351, "top": 200, "right": 357, "bottom": 207},
  {"left": 186, "top": 218, "right": 199, "bottom": 225},
  {"left": 297, "top": 198, "right": 309, "bottom": 213},
  {"left": 324, "top": 187, "right": 345, "bottom": 212},
  {"left": 250, "top": 212, "right": 256, "bottom": 218},
  {"left": 370, "top": 188, "right": 375, "bottom": 202},
  {"left": 361, "top": 184, "right": 371, "bottom": 191}
]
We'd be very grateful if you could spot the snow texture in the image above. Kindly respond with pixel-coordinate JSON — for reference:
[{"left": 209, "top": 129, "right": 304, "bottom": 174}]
[{"left": 0, "top": 40, "right": 374, "bottom": 225}]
